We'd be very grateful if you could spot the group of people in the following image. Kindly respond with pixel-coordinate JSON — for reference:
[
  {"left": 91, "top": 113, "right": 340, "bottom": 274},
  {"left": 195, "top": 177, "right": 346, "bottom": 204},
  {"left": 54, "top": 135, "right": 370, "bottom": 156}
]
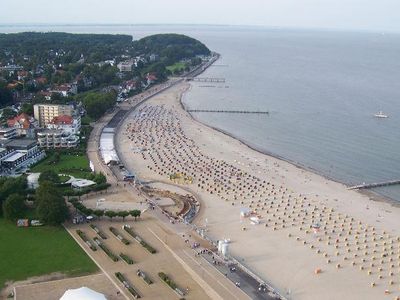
[{"left": 124, "top": 103, "right": 400, "bottom": 296}]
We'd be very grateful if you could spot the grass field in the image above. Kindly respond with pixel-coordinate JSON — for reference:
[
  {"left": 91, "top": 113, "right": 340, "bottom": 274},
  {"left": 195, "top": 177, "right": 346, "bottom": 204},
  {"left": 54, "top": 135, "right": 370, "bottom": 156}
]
[
  {"left": 31, "top": 153, "right": 91, "bottom": 178},
  {"left": 166, "top": 62, "right": 186, "bottom": 73},
  {"left": 0, "top": 218, "right": 97, "bottom": 289}
]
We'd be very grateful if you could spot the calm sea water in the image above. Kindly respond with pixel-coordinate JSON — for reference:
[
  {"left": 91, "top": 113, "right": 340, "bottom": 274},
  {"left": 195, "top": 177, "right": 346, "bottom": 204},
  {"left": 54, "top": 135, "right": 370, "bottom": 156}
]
[{"left": 2, "top": 24, "right": 400, "bottom": 200}]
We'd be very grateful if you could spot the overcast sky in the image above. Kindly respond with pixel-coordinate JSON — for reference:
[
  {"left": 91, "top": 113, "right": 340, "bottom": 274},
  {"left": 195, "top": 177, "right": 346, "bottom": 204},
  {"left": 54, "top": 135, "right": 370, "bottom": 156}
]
[{"left": 2, "top": 0, "right": 400, "bottom": 32}]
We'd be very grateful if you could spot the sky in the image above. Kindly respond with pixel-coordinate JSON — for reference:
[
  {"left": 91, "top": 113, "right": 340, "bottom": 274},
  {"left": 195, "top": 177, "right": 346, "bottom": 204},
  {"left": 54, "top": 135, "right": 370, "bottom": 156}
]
[{"left": 2, "top": 0, "right": 400, "bottom": 32}]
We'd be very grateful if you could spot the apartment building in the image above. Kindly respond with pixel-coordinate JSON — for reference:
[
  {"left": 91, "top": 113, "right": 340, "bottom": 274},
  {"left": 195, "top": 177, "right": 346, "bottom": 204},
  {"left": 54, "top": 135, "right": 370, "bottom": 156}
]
[
  {"left": 33, "top": 104, "right": 74, "bottom": 127},
  {"left": 37, "top": 129, "right": 79, "bottom": 149}
]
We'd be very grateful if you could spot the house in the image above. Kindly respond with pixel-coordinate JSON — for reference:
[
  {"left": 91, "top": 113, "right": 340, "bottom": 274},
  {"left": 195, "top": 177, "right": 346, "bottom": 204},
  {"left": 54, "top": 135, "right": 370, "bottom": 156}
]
[
  {"left": 47, "top": 114, "right": 81, "bottom": 134},
  {"left": 50, "top": 83, "right": 78, "bottom": 97},
  {"left": 145, "top": 73, "right": 158, "bottom": 85},
  {"left": 122, "top": 80, "right": 139, "bottom": 93},
  {"left": 34, "top": 77, "right": 47, "bottom": 86},
  {"left": 149, "top": 54, "right": 159, "bottom": 62},
  {"left": 0, "top": 65, "right": 24, "bottom": 72},
  {"left": 117, "top": 60, "right": 134, "bottom": 72},
  {"left": 38, "top": 91, "right": 52, "bottom": 101},
  {"left": 7, "top": 113, "right": 38, "bottom": 138},
  {"left": 17, "top": 70, "right": 29, "bottom": 80}
]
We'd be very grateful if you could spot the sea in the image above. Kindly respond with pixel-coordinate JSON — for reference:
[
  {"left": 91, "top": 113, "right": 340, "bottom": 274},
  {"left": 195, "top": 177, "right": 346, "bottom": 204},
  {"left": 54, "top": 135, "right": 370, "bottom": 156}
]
[{"left": 1, "top": 24, "right": 400, "bottom": 201}]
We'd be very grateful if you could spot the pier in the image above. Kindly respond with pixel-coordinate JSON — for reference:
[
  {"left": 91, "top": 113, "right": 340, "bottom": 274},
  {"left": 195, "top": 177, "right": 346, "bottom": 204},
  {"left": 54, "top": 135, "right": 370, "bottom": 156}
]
[
  {"left": 185, "top": 77, "right": 226, "bottom": 83},
  {"left": 348, "top": 180, "right": 400, "bottom": 190},
  {"left": 187, "top": 109, "right": 269, "bottom": 114}
]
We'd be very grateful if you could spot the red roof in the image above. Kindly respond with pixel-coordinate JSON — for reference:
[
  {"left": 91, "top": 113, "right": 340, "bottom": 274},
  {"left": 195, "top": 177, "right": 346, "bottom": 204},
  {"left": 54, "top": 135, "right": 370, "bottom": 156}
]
[
  {"left": 17, "top": 70, "right": 28, "bottom": 77},
  {"left": 146, "top": 73, "right": 157, "bottom": 81},
  {"left": 7, "top": 113, "right": 33, "bottom": 129},
  {"left": 35, "top": 77, "right": 47, "bottom": 84},
  {"left": 50, "top": 115, "right": 73, "bottom": 125}
]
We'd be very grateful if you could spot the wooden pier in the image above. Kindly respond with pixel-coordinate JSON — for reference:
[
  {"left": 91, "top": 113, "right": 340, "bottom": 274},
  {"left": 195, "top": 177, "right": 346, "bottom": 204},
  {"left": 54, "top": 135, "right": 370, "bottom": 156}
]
[
  {"left": 185, "top": 77, "right": 226, "bottom": 83},
  {"left": 348, "top": 180, "right": 400, "bottom": 190},
  {"left": 187, "top": 109, "right": 269, "bottom": 114}
]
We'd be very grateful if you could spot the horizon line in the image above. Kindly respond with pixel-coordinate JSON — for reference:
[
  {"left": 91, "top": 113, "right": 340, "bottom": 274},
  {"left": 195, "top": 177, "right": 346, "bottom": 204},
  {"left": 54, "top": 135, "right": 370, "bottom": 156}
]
[{"left": 0, "top": 23, "right": 399, "bottom": 35}]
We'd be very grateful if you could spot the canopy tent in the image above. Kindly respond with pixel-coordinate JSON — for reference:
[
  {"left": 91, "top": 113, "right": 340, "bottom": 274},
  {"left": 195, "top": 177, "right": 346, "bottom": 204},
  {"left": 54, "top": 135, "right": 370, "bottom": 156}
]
[{"left": 60, "top": 287, "right": 107, "bottom": 300}]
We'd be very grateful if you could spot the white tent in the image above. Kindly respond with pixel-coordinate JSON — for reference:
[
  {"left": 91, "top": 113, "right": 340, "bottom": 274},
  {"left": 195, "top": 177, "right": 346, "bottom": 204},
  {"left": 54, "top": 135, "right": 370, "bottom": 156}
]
[{"left": 60, "top": 287, "right": 107, "bottom": 300}]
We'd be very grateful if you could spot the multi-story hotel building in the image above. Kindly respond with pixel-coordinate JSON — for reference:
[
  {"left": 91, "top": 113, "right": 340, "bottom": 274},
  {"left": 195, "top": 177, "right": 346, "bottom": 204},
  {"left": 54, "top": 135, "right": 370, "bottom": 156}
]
[{"left": 33, "top": 104, "right": 74, "bottom": 127}]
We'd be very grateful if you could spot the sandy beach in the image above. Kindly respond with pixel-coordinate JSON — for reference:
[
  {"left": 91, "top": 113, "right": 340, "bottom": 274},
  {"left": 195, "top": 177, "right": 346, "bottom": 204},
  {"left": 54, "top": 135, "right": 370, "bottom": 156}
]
[{"left": 115, "top": 82, "right": 400, "bottom": 300}]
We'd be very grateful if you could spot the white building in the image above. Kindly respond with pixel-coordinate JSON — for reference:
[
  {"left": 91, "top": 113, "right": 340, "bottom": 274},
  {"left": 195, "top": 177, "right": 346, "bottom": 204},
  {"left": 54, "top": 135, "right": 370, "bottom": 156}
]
[
  {"left": 0, "top": 139, "right": 45, "bottom": 175},
  {"left": 37, "top": 129, "right": 79, "bottom": 149},
  {"left": 47, "top": 114, "right": 81, "bottom": 135},
  {"left": 117, "top": 60, "right": 134, "bottom": 72},
  {"left": 0, "top": 127, "right": 17, "bottom": 140}
]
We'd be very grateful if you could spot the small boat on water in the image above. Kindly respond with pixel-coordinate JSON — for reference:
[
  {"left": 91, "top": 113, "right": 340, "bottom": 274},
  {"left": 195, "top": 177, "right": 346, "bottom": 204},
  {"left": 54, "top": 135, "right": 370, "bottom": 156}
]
[{"left": 374, "top": 111, "right": 388, "bottom": 118}]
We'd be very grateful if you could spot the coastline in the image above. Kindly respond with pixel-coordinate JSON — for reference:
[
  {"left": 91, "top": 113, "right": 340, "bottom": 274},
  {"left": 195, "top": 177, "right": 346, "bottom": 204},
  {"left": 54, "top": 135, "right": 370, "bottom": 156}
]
[
  {"left": 180, "top": 85, "right": 398, "bottom": 206},
  {"left": 116, "top": 81, "right": 400, "bottom": 299}
]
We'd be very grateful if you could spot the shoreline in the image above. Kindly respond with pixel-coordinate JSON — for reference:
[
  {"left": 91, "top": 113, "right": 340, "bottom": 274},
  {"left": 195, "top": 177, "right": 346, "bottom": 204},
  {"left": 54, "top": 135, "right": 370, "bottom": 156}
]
[
  {"left": 180, "top": 85, "right": 399, "bottom": 206},
  {"left": 116, "top": 82, "right": 400, "bottom": 299}
]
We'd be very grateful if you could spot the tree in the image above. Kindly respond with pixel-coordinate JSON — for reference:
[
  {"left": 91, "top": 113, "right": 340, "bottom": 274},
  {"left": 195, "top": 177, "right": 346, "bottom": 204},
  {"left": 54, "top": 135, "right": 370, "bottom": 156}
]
[
  {"left": 94, "top": 172, "right": 107, "bottom": 184},
  {"left": 93, "top": 209, "right": 104, "bottom": 219},
  {"left": 105, "top": 210, "right": 117, "bottom": 221},
  {"left": 2, "top": 194, "right": 25, "bottom": 221},
  {"left": 21, "top": 103, "right": 33, "bottom": 115},
  {"left": 0, "top": 176, "right": 27, "bottom": 216},
  {"left": 0, "top": 82, "right": 13, "bottom": 107},
  {"left": 1, "top": 107, "right": 17, "bottom": 120},
  {"left": 118, "top": 210, "right": 129, "bottom": 221},
  {"left": 81, "top": 91, "right": 116, "bottom": 120},
  {"left": 129, "top": 209, "right": 141, "bottom": 221},
  {"left": 36, "top": 182, "right": 69, "bottom": 225},
  {"left": 38, "top": 170, "right": 60, "bottom": 184}
]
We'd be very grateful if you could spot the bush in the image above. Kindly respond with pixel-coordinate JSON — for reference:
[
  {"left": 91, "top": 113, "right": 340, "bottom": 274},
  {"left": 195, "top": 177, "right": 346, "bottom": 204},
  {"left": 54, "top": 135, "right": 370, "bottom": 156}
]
[
  {"left": 76, "top": 230, "right": 97, "bottom": 251},
  {"left": 90, "top": 224, "right": 107, "bottom": 239},
  {"left": 109, "top": 227, "right": 130, "bottom": 245},
  {"left": 120, "top": 253, "right": 134, "bottom": 264},
  {"left": 158, "top": 272, "right": 177, "bottom": 290},
  {"left": 94, "top": 237, "right": 118, "bottom": 262},
  {"left": 115, "top": 272, "right": 141, "bottom": 299},
  {"left": 123, "top": 225, "right": 156, "bottom": 253},
  {"left": 137, "top": 269, "right": 153, "bottom": 285}
]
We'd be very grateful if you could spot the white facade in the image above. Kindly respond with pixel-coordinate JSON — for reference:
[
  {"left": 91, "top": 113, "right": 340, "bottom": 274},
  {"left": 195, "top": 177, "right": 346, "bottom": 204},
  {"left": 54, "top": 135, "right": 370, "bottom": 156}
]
[
  {"left": 37, "top": 130, "right": 79, "bottom": 149},
  {"left": 47, "top": 115, "right": 81, "bottom": 134}
]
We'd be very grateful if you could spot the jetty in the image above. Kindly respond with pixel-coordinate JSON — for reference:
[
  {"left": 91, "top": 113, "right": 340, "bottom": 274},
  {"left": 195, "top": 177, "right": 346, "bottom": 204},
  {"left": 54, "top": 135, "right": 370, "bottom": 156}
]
[
  {"left": 185, "top": 77, "right": 226, "bottom": 83},
  {"left": 348, "top": 180, "right": 400, "bottom": 190},
  {"left": 187, "top": 109, "right": 269, "bottom": 114}
]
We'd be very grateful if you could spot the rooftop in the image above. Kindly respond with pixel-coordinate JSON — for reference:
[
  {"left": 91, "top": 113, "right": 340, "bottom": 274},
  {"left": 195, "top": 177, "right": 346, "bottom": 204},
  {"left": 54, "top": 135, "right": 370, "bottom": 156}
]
[
  {"left": 50, "top": 115, "right": 73, "bottom": 125},
  {"left": 3, "top": 138, "right": 37, "bottom": 149},
  {"left": 3, "top": 152, "right": 26, "bottom": 163}
]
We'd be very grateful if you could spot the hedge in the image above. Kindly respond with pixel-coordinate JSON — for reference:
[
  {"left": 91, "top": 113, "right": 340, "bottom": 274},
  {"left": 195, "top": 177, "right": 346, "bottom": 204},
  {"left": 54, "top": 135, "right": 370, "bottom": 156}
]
[
  {"left": 137, "top": 269, "right": 153, "bottom": 285},
  {"left": 109, "top": 227, "right": 130, "bottom": 245},
  {"left": 120, "top": 253, "right": 134, "bottom": 265},
  {"left": 115, "top": 272, "right": 141, "bottom": 299},
  {"left": 76, "top": 229, "right": 97, "bottom": 251},
  {"left": 90, "top": 224, "right": 107, "bottom": 239},
  {"left": 158, "top": 272, "right": 186, "bottom": 296},
  {"left": 93, "top": 237, "right": 119, "bottom": 262},
  {"left": 123, "top": 225, "right": 156, "bottom": 254}
]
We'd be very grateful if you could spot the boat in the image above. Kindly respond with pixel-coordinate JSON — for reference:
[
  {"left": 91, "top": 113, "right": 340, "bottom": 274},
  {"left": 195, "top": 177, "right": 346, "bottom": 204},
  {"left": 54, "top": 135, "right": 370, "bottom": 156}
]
[{"left": 374, "top": 111, "right": 388, "bottom": 118}]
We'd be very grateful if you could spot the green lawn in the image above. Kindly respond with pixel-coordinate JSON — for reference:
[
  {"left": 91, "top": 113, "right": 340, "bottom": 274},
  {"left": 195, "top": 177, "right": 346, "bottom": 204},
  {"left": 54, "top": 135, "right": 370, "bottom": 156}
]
[
  {"left": 31, "top": 153, "right": 91, "bottom": 178},
  {"left": 166, "top": 62, "right": 186, "bottom": 73},
  {"left": 0, "top": 218, "right": 97, "bottom": 289}
]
